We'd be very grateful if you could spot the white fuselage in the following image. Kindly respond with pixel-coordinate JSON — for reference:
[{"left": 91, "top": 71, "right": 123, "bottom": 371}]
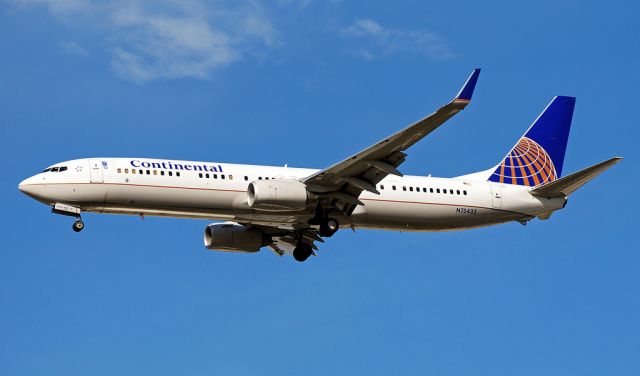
[{"left": 18, "top": 158, "right": 566, "bottom": 231}]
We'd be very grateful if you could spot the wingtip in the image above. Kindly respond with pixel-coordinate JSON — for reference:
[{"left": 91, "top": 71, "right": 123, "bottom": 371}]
[
  {"left": 597, "top": 156, "right": 623, "bottom": 168},
  {"left": 455, "top": 68, "right": 481, "bottom": 102}
]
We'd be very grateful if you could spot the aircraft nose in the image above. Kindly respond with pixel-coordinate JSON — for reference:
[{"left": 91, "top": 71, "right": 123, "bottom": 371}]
[
  {"left": 18, "top": 178, "right": 28, "bottom": 193},
  {"left": 18, "top": 177, "right": 40, "bottom": 198}
]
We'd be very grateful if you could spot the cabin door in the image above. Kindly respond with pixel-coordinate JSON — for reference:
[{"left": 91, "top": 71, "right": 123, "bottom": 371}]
[
  {"left": 491, "top": 185, "right": 502, "bottom": 209},
  {"left": 89, "top": 159, "right": 104, "bottom": 183}
]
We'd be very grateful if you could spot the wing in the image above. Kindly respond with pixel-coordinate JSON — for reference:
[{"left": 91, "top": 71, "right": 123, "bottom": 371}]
[{"left": 303, "top": 69, "right": 481, "bottom": 214}]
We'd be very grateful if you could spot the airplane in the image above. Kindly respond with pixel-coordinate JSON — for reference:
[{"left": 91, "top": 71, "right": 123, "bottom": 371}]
[{"left": 18, "top": 69, "right": 622, "bottom": 262}]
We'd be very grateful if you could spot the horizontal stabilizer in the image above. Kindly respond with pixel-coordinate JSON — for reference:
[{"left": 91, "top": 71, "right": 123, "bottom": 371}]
[{"left": 530, "top": 157, "right": 622, "bottom": 198}]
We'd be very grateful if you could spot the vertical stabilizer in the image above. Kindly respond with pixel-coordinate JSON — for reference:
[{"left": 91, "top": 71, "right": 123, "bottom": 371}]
[{"left": 488, "top": 96, "right": 575, "bottom": 186}]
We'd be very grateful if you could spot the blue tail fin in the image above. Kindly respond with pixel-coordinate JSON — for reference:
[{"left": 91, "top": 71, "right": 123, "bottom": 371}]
[{"left": 488, "top": 96, "right": 575, "bottom": 186}]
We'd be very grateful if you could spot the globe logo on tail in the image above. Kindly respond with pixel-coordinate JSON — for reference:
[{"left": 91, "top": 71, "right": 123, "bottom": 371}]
[{"left": 489, "top": 137, "right": 557, "bottom": 186}]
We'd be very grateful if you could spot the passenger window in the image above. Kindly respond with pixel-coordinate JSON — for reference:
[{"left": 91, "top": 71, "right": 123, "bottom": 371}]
[
  {"left": 221, "top": 175, "right": 226, "bottom": 180},
  {"left": 450, "top": 189, "right": 454, "bottom": 194},
  {"left": 457, "top": 190, "right": 460, "bottom": 195},
  {"left": 132, "top": 169, "right": 136, "bottom": 174},
  {"left": 392, "top": 186, "right": 396, "bottom": 190},
  {"left": 258, "top": 177, "right": 262, "bottom": 180},
  {"left": 380, "top": 185, "right": 384, "bottom": 190},
  {"left": 415, "top": 187, "right": 419, "bottom": 192},
  {"left": 443, "top": 189, "right": 447, "bottom": 194},
  {"left": 199, "top": 173, "right": 203, "bottom": 178},
  {"left": 153, "top": 170, "right": 157, "bottom": 175},
  {"left": 125, "top": 168, "right": 129, "bottom": 174},
  {"left": 206, "top": 173, "right": 210, "bottom": 178},
  {"left": 168, "top": 171, "right": 173, "bottom": 176},
  {"left": 117, "top": 168, "right": 122, "bottom": 173},
  {"left": 176, "top": 172, "right": 181, "bottom": 177},
  {"left": 244, "top": 176, "right": 248, "bottom": 181},
  {"left": 139, "top": 169, "right": 143, "bottom": 174},
  {"left": 146, "top": 170, "right": 150, "bottom": 175},
  {"left": 229, "top": 175, "right": 233, "bottom": 180},
  {"left": 409, "top": 187, "right": 413, "bottom": 192},
  {"left": 422, "top": 188, "right": 426, "bottom": 192},
  {"left": 160, "top": 171, "right": 164, "bottom": 176},
  {"left": 430, "top": 188, "right": 433, "bottom": 193},
  {"left": 403, "top": 186, "right": 406, "bottom": 191},
  {"left": 463, "top": 190, "right": 467, "bottom": 195},
  {"left": 436, "top": 188, "right": 440, "bottom": 193}
]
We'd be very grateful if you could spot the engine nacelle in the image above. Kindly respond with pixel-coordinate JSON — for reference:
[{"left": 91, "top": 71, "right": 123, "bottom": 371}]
[
  {"left": 247, "top": 179, "right": 308, "bottom": 211},
  {"left": 203, "top": 223, "right": 267, "bottom": 253}
]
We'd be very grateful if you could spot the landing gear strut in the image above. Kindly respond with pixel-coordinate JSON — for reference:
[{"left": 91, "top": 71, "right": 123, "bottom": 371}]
[
  {"left": 72, "top": 219, "right": 85, "bottom": 232},
  {"left": 319, "top": 217, "right": 339, "bottom": 238},
  {"left": 310, "top": 204, "right": 340, "bottom": 238},
  {"left": 293, "top": 242, "right": 313, "bottom": 262},
  {"left": 51, "top": 204, "right": 84, "bottom": 232}
]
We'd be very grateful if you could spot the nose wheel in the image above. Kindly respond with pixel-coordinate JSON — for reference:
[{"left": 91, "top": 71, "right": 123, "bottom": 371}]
[{"left": 72, "top": 219, "right": 85, "bottom": 232}]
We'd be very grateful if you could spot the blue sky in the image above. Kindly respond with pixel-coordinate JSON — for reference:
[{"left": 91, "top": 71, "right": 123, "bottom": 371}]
[{"left": 1, "top": 1, "right": 638, "bottom": 375}]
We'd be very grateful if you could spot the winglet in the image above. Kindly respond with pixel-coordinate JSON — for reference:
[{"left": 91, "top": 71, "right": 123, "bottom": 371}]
[{"left": 454, "top": 68, "right": 481, "bottom": 103}]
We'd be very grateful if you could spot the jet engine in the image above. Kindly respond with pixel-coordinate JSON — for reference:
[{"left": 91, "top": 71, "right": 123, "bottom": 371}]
[
  {"left": 247, "top": 179, "right": 308, "bottom": 211},
  {"left": 203, "top": 222, "right": 269, "bottom": 253}
]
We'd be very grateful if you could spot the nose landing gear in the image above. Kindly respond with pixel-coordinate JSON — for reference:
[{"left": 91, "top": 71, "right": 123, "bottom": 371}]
[
  {"left": 72, "top": 219, "right": 85, "bottom": 232},
  {"left": 51, "top": 203, "right": 85, "bottom": 232}
]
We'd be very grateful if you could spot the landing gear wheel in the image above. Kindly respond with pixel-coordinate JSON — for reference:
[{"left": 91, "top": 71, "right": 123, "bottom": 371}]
[
  {"left": 319, "top": 217, "right": 339, "bottom": 238},
  {"left": 293, "top": 243, "right": 313, "bottom": 262},
  {"left": 72, "top": 220, "right": 84, "bottom": 232}
]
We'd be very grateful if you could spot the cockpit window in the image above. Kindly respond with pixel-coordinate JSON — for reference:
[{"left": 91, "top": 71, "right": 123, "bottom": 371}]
[{"left": 42, "top": 166, "right": 68, "bottom": 173}]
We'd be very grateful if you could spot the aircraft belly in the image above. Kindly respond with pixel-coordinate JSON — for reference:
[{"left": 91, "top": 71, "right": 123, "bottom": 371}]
[
  {"left": 103, "top": 183, "right": 236, "bottom": 209},
  {"left": 353, "top": 198, "right": 493, "bottom": 231},
  {"left": 79, "top": 182, "right": 241, "bottom": 220}
]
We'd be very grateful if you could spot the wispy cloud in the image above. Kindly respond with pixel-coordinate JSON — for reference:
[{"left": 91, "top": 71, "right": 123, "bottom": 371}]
[
  {"left": 340, "top": 18, "right": 454, "bottom": 61},
  {"left": 8, "top": 0, "right": 279, "bottom": 83},
  {"left": 276, "top": 0, "right": 315, "bottom": 9},
  {"left": 57, "top": 40, "right": 89, "bottom": 57},
  {"left": 8, "top": 0, "right": 93, "bottom": 16}
]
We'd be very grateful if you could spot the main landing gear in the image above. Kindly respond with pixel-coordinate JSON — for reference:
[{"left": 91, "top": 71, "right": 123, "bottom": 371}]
[
  {"left": 318, "top": 217, "right": 339, "bottom": 238},
  {"left": 293, "top": 242, "right": 313, "bottom": 262},
  {"left": 310, "top": 205, "right": 340, "bottom": 238},
  {"left": 292, "top": 217, "right": 339, "bottom": 263}
]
